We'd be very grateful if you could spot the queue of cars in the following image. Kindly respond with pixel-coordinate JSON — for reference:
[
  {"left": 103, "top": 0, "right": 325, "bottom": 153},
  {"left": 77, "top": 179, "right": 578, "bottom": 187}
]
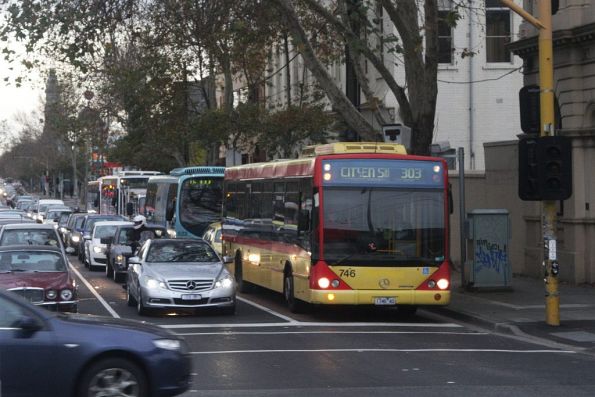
[{"left": 0, "top": 190, "right": 237, "bottom": 396}]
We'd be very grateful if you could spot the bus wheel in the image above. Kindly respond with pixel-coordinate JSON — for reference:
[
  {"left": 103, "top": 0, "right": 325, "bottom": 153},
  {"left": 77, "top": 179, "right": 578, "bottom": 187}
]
[
  {"left": 235, "top": 255, "right": 252, "bottom": 293},
  {"left": 283, "top": 273, "right": 305, "bottom": 313}
]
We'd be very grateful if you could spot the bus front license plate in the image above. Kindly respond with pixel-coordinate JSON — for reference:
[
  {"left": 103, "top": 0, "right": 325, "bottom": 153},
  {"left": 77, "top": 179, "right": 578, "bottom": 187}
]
[
  {"left": 182, "top": 294, "right": 201, "bottom": 300},
  {"left": 374, "top": 297, "right": 396, "bottom": 305}
]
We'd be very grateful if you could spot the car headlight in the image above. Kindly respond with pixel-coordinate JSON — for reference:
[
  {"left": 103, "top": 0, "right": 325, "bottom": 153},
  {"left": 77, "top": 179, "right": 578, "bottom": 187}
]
[
  {"left": 153, "top": 339, "right": 181, "bottom": 351},
  {"left": 59, "top": 227, "right": 67, "bottom": 233},
  {"left": 93, "top": 246, "right": 104, "bottom": 254},
  {"left": 116, "top": 254, "right": 124, "bottom": 264},
  {"left": 167, "top": 229, "right": 176, "bottom": 238},
  {"left": 71, "top": 235, "right": 80, "bottom": 243},
  {"left": 46, "top": 289, "right": 57, "bottom": 300},
  {"left": 60, "top": 289, "right": 73, "bottom": 300},
  {"left": 215, "top": 273, "right": 234, "bottom": 289},
  {"left": 145, "top": 277, "right": 166, "bottom": 289}
]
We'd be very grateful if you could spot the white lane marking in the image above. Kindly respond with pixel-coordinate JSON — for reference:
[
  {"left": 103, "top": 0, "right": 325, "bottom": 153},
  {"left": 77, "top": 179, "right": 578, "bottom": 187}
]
[
  {"left": 161, "top": 321, "right": 462, "bottom": 329},
  {"left": 69, "top": 263, "right": 120, "bottom": 318},
  {"left": 177, "top": 330, "right": 487, "bottom": 336},
  {"left": 236, "top": 296, "right": 296, "bottom": 322},
  {"left": 189, "top": 348, "right": 576, "bottom": 355}
]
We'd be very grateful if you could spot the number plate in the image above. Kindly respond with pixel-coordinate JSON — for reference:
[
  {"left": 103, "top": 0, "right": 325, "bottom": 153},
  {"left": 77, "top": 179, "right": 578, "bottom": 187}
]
[
  {"left": 374, "top": 297, "right": 396, "bottom": 305},
  {"left": 181, "top": 294, "right": 201, "bottom": 300}
]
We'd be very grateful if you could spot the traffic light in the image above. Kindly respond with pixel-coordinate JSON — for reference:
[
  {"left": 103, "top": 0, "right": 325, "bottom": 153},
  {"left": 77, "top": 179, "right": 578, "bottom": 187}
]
[
  {"left": 518, "top": 137, "right": 540, "bottom": 200},
  {"left": 538, "top": 136, "right": 572, "bottom": 200},
  {"left": 518, "top": 136, "right": 572, "bottom": 201}
]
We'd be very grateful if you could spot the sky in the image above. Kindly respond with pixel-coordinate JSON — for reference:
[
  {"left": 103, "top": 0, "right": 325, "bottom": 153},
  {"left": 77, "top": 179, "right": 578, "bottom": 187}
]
[{"left": 0, "top": 56, "right": 44, "bottom": 127}]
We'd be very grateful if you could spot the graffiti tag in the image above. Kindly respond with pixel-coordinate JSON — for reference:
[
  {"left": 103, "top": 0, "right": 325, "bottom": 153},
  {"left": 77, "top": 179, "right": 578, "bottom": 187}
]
[{"left": 475, "top": 239, "right": 508, "bottom": 274}]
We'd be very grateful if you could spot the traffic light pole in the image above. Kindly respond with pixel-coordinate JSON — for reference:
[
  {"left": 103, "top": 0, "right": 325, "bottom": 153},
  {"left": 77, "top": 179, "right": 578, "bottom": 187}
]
[{"left": 501, "top": 0, "right": 559, "bottom": 326}]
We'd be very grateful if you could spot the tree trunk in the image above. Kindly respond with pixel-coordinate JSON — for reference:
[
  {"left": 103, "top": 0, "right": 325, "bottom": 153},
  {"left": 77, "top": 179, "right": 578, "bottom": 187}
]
[{"left": 274, "top": 0, "right": 377, "bottom": 140}]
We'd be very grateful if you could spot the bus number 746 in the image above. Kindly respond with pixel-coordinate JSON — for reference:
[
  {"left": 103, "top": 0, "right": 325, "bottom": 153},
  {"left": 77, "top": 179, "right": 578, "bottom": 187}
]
[{"left": 339, "top": 269, "right": 356, "bottom": 278}]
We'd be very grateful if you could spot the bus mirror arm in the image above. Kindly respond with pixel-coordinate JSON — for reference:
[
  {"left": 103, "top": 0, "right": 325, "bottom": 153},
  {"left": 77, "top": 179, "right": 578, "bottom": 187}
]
[{"left": 298, "top": 210, "right": 310, "bottom": 231}]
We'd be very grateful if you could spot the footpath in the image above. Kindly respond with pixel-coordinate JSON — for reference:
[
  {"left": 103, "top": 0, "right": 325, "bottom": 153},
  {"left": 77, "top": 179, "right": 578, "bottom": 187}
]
[{"left": 430, "top": 271, "right": 595, "bottom": 353}]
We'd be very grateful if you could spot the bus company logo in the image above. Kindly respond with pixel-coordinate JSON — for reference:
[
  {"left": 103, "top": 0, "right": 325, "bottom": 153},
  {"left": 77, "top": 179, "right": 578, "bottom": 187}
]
[{"left": 378, "top": 278, "right": 390, "bottom": 289}]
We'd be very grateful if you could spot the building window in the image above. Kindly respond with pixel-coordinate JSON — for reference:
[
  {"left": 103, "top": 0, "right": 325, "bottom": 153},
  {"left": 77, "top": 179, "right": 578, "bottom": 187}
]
[
  {"left": 485, "top": 0, "right": 512, "bottom": 63},
  {"left": 438, "top": 9, "right": 453, "bottom": 64}
]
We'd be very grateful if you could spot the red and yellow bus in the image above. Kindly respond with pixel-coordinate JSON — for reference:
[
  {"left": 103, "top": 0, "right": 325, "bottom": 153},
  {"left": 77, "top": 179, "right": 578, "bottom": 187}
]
[{"left": 222, "top": 142, "right": 451, "bottom": 313}]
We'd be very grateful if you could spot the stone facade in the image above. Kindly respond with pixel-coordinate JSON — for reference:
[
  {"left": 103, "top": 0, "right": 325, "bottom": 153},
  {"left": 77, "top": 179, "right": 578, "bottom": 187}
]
[{"left": 448, "top": 1, "right": 595, "bottom": 284}]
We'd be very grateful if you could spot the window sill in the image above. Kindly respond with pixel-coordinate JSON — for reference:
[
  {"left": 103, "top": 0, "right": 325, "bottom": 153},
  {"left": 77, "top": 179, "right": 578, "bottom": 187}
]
[
  {"left": 483, "top": 63, "right": 517, "bottom": 70},
  {"left": 438, "top": 64, "right": 458, "bottom": 71}
]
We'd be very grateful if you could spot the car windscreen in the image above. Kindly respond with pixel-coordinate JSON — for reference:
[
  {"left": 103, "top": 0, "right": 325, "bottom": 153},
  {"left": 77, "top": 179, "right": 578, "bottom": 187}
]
[
  {"left": 93, "top": 225, "right": 118, "bottom": 239},
  {"left": 0, "top": 251, "right": 66, "bottom": 272},
  {"left": 0, "top": 229, "right": 61, "bottom": 247},
  {"left": 146, "top": 241, "right": 219, "bottom": 263},
  {"left": 85, "top": 216, "right": 125, "bottom": 232},
  {"left": 47, "top": 210, "right": 72, "bottom": 221}
]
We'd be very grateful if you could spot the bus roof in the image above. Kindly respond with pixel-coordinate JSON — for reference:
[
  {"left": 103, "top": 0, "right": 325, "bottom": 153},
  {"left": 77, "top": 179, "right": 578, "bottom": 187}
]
[
  {"left": 116, "top": 170, "right": 162, "bottom": 176},
  {"left": 225, "top": 142, "right": 411, "bottom": 181},
  {"left": 170, "top": 166, "right": 225, "bottom": 177},
  {"left": 301, "top": 141, "right": 407, "bottom": 156}
]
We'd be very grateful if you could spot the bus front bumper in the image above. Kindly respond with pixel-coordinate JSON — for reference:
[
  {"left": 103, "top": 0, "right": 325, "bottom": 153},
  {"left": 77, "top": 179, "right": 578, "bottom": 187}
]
[{"left": 309, "top": 289, "right": 450, "bottom": 306}]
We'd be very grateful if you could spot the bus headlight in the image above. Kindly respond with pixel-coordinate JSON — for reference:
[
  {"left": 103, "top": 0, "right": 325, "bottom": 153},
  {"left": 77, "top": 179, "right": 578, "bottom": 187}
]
[
  {"left": 317, "top": 277, "right": 330, "bottom": 289},
  {"left": 436, "top": 279, "right": 449, "bottom": 290}
]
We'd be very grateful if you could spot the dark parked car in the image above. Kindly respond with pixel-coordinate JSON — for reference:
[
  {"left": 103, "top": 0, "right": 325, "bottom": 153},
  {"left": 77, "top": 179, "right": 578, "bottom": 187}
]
[
  {"left": 63, "top": 212, "right": 87, "bottom": 254},
  {"left": 103, "top": 223, "right": 167, "bottom": 282},
  {"left": 0, "top": 288, "right": 191, "bottom": 397},
  {"left": 0, "top": 245, "right": 77, "bottom": 312}
]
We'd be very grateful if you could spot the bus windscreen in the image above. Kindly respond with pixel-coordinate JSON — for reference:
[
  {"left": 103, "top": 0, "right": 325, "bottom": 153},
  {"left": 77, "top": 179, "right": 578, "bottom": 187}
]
[
  {"left": 322, "top": 187, "right": 445, "bottom": 266},
  {"left": 179, "top": 177, "right": 223, "bottom": 236}
]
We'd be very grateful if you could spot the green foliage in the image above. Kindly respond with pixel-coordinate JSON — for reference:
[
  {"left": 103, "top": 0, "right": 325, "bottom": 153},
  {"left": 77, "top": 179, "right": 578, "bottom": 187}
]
[{"left": 261, "top": 104, "right": 332, "bottom": 158}]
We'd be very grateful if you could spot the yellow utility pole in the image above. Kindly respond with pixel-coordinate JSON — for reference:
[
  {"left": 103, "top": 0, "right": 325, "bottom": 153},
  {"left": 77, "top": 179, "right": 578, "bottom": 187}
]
[{"left": 500, "top": 0, "right": 559, "bottom": 325}]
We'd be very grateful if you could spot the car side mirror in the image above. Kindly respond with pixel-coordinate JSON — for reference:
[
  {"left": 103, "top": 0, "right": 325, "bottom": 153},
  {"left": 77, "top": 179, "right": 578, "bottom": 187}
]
[
  {"left": 100, "top": 237, "right": 114, "bottom": 245},
  {"left": 65, "top": 247, "right": 75, "bottom": 254},
  {"left": 14, "top": 316, "right": 42, "bottom": 333},
  {"left": 128, "top": 256, "right": 141, "bottom": 265},
  {"left": 83, "top": 233, "right": 91, "bottom": 240}
]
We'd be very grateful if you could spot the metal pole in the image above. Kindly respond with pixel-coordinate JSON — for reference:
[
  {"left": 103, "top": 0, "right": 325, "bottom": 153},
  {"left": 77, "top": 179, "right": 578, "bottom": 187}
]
[
  {"left": 537, "top": 0, "right": 559, "bottom": 326},
  {"left": 458, "top": 147, "right": 466, "bottom": 288},
  {"left": 501, "top": 0, "right": 559, "bottom": 325}
]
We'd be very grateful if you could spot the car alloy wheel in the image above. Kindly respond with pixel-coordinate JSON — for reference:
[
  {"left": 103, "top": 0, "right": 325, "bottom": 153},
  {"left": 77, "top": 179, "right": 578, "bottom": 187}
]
[{"left": 78, "top": 358, "right": 147, "bottom": 397}]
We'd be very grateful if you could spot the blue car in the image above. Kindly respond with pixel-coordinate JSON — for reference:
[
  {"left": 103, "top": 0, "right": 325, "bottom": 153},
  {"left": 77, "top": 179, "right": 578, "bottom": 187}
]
[{"left": 0, "top": 288, "right": 191, "bottom": 397}]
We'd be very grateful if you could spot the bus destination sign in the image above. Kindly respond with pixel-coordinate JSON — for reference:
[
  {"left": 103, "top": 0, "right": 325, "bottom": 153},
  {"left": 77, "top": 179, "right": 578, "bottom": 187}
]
[{"left": 321, "top": 159, "right": 443, "bottom": 188}]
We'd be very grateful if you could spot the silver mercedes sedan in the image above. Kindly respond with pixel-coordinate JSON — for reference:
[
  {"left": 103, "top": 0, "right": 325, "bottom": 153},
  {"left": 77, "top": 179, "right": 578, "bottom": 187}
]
[{"left": 126, "top": 238, "right": 236, "bottom": 316}]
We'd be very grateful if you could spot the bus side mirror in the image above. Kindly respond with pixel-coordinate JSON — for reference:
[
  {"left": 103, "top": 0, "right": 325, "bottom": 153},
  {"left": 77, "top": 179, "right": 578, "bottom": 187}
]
[
  {"left": 448, "top": 184, "right": 454, "bottom": 215},
  {"left": 298, "top": 210, "right": 310, "bottom": 231},
  {"left": 126, "top": 202, "right": 134, "bottom": 216},
  {"left": 166, "top": 206, "right": 174, "bottom": 222}
]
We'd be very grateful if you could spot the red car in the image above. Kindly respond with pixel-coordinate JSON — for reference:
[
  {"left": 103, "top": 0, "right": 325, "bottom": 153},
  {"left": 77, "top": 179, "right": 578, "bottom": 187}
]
[{"left": 0, "top": 245, "right": 77, "bottom": 312}]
